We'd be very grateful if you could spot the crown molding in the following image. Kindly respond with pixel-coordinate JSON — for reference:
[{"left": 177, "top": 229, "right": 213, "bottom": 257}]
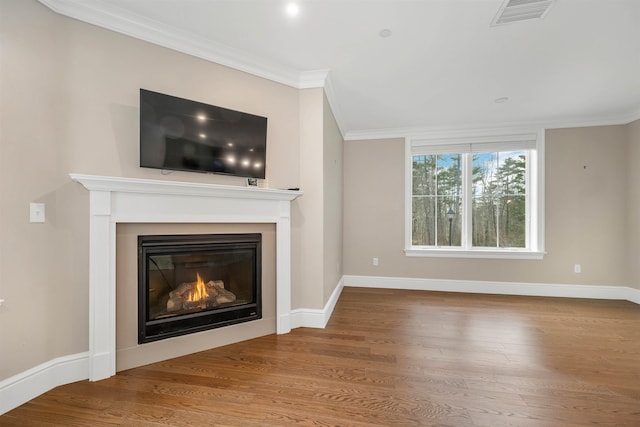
[
  {"left": 322, "top": 73, "right": 347, "bottom": 137},
  {"left": 36, "top": 0, "right": 640, "bottom": 141},
  {"left": 298, "top": 69, "right": 330, "bottom": 89},
  {"left": 343, "top": 111, "right": 640, "bottom": 141},
  {"left": 38, "top": 0, "right": 327, "bottom": 90},
  {"left": 617, "top": 107, "right": 640, "bottom": 125},
  {"left": 344, "top": 123, "right": 545, "bottom": 141}
]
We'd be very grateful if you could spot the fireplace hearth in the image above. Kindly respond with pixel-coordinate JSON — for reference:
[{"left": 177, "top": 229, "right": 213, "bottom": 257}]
[{"left": 138, "top": 233, "right": 262, "bottom": 343}]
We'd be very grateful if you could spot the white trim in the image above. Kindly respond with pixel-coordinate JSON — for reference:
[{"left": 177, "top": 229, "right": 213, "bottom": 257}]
[
  {"left": 535, "top": 130, "right": 546, "bottom": 252},
  {"left": 0, "top": 352, "right": 89, "bottom": 416},
  {"left": 0, "top": 277, "right": 346, "bottom": 415},
  {"left": 68, "top": 174, "right": 302, "bottom": 201},
  {"left": 298, "top": 69, "right": 330, "bottom": 89},
  {"left": 290, "top": 277, "right": 345, "bottom": 329},
  {"left": 2, "top": 277, "right": 636, "bottom": 416},
  {"left": 70, "top": 174, "right": 302, "bottom": 382},
  {"left": 624, "top": 287, "right": 640, "bottom": 304},
  {"left": 410, "top": 133, "right": 538, "bottom": 149},
  {"left": 404, "top": 138, "right": 412, "bottom": 255},
  {"left": 343, "top": 113, "right": 640, "bottom": 141},
  {"left": 322, "top": 74, "right": 347, "bottom": 137},
  {"left": 404, "top": 248, "right": 546, "bottom": 260},
  {"left": 37, "top": 1, "right": 640, "bottom": 140},
  {"left": 37, "top": 1, "right": 640, "bottom": 141},
  {"left": 622, "top": 107, "right": 640, "bottom": 125},
  {"left": 343, "top": 275, "right": 640, "bottom": 304},
  {"left": 405, "top": 128, "right": 545, "bottom": 258}
]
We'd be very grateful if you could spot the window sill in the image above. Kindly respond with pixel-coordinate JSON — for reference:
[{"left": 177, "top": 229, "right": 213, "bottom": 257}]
[{"left": 405, "top": 247, "right": 546, "bottom": 260}]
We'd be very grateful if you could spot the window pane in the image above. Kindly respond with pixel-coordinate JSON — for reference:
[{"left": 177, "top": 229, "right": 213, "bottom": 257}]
[
  {"left": 412, "top": 153, "right": 462, "bottom": 246},
  {"left": 436, "top": 154, "right": 462, "bottom": 246},
  {"left": 412, "top": 154, "right": 437, "bottom": 245},
  {"left": 437, "top": 197, "right": 462, "bottom": 246},
  {"left": 472, "top": 196, "right": 497, "bottom": 247},
  {"left": 436, "top": 154, "right": 462, "bottom": 196},
  {"left": 497, "top": 151, "right": 527, "bottom": 195},
  {"left": 412, "top": 196, "right": 435, "bottom": 245},
  {"left": 472, "top": 150, "right": 527, "bottom": 248},
  {"left": 498, "top": 195, "right": 526, "bottom": 248},
  {"left": 412, "top": 155, "right": 436, "bottom": 196}
]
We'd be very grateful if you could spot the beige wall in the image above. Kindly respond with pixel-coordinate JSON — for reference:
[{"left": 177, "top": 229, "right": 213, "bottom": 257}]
[
  {"left": 344, "top": 126, "right": 631, "bottom": 288},
  {"left": 1, "top": 0, "right": 92, "bottom": 380},
  {"left": 546, "top": 126, "right": 628, "bottom": 286},
  {"left": 322, "top": 94, "right": 344, "bottom": 301},
  {"left": 627, "top": 119, "right": 640, "bottom": 290},
  {"left": 295, "top": 88, "right": 325, "bottom": 309},
  {"left": 294, "top": 89, "right": 344, "bottom": 309},
  {"left": 0, "top": 0, "right": 328, "bottom": 380}
]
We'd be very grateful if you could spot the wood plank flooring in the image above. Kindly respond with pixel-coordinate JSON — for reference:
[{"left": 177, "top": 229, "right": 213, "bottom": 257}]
[{"left": 2, "top": 287, "right": 639, "bottom": 426}]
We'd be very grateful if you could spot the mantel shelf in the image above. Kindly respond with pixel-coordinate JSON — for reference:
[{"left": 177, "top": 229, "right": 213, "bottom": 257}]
[{"left": 70, "top": 174, "right": 302, "bottom": 201}]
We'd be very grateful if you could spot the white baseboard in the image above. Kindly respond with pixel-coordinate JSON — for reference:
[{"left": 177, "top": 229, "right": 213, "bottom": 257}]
[
  {"left": 0, "top": 278, "right": 347, "bottom": 416},
  {"left": 0, "top": 352, "right": 89, "bottom": 416},
  {"left": 343, "top": 275, "right": 640, "bottom": 304},
  {"left": 4, "top": 275, "right": 634, "bottom": 417},
  {"left": 624, "top": 286, "right": 640, "bottom": 304},
  {"left": 290, "top": 277, "right": 344, "bottom": 329}
]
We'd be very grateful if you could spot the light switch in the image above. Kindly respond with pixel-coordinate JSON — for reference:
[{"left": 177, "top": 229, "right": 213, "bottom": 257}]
[{"left": 30, "top": 202, "right": 45, "bottom": 223}]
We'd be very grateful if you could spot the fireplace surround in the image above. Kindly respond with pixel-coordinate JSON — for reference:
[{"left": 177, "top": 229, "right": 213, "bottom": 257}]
[{"left": 71, "top": 174, "right": 302, "bottom": 381}]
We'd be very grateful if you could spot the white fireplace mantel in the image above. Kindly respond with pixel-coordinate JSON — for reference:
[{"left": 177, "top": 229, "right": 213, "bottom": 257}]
[{"left": 70, "top": 174, "right": 302, "bottom": 381}]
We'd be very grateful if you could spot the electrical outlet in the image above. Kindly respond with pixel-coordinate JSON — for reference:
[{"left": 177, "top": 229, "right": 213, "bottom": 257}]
[
  {"left": 373, "top": 257, "right": 379, "bottom": 266},
  {"left": 30, "top": 203, "right": 45, "bottom": 223},
  {"left": 574, "top": 264, "right": 581, "bottom": 273}
]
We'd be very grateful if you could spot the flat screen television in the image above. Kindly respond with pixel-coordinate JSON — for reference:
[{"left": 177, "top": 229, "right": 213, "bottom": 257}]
[{"left": 140, "top": 89, "right": 267, "bottom": 179}]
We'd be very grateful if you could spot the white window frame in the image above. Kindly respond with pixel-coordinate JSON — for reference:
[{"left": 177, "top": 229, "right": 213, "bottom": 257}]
[{"left": 405, "top": 128, "right": 546, "bottom": 260}]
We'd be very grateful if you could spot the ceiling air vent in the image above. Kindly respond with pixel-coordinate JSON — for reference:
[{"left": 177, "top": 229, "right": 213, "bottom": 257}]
[{"left": 491, "top": 0, "right": 556, "bottom": 26}]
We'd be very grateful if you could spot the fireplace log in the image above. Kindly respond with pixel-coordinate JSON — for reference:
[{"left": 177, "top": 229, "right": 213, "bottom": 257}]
[
  {"left": 165, "top": 279, "right": 238, "bottom": 312},
  {"left": 166, "top": 296, "right": 185, "bottom": 312},
  {"left": 213, "top": 281, "right": 236, "bottom": 304}
]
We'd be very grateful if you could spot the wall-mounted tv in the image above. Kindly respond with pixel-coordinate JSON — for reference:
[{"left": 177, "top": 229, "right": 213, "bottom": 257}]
[{"left": 140, "top": 89, "right": 267, "bottom": 179}]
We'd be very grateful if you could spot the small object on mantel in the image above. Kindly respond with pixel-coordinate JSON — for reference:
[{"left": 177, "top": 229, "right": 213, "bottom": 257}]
[{"left": 287, "top": 188, "right": 300, "bottom": 191}]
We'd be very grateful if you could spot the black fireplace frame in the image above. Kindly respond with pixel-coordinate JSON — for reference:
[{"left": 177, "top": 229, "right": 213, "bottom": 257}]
[{"left": 138, "top": 233, "right": 262, "bottom": 344}]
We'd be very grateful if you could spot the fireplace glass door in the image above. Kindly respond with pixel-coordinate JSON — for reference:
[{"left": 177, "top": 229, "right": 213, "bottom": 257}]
[{"left": 138, "top": 233, "right": 261, "bottom": 343}]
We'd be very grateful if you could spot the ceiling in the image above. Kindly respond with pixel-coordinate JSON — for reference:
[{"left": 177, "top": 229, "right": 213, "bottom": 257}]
[{"left": 39, "top": 0, "right": 640, "bottom": 139}]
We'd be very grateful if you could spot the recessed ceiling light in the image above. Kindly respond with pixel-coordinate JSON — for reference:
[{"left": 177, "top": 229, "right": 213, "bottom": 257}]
[
  {"left": 199, "top": 133, "right": 206, "bottom": 138},
  {"left": 494, "top": 97, "right": 509, "bottom": 103},
  {"left": 379, "top": 29, "right": 392, "bottom": 38},
  {"left": 286, "top": 2, "right": 299, "bottom": 16}
]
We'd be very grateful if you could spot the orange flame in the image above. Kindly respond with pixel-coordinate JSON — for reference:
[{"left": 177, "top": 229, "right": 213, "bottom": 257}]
[{"left": 186, "top": 273, "right": 209, "bottom": 302}]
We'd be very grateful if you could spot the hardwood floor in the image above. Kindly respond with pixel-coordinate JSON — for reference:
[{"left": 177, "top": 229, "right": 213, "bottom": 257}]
[{"left": 2, "top": 287, "right": 639, "bottom": 426}]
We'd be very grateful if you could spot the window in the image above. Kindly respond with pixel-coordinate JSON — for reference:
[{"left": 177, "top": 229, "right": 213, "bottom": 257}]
[{"left": 405, "top": 130, "right": 545, "bottom": 259}]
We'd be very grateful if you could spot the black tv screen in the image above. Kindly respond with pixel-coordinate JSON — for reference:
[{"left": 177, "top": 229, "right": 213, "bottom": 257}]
[{"left": 140, "top": 89, "right": 267, "bottom": 179}]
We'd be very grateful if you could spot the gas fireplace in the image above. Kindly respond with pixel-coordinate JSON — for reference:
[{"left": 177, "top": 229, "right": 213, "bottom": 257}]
[{"left": 138, "top": 233, "right": 262, "bottom": 343}]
